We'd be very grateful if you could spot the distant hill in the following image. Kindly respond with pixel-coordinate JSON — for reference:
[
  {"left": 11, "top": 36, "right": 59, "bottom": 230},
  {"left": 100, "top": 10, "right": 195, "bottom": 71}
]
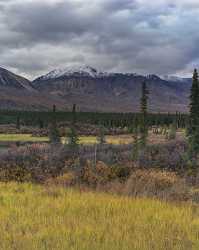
[
  {"left": 0, "top": 67, "right": 34, "bottom": 90},
  {"left": 0, "top": 67, "right": 66, "bottom": 110},
  {"left": 33, "top": 66, "right": 192, "bottom": 112},
  {"left": 0, "top": 65, "right": 192, "bottom": 112}
]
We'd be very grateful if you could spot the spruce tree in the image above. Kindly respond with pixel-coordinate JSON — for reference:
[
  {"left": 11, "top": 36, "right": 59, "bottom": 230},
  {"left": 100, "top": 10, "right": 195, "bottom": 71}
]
[
  {"left": 98, "top": 125, "right": 106, "bottom": 144},
  {"left": 49, "top": 105, "right": 60, "bottom": 144},
  {"left": 139, "top": 81, "right": 149, "bottom": 147},
  {"left": 16, "top": 116, "right": 21, "bottom": 130},
  {"left": 67, "top": 104, "right": 79, "bottom": 149},
  {"left": 67, "top": 127, "right": 79, "bottom": 149},
  {"left": 132, "top": 119, "right": 139, "bottom": 161},
  {"left": 168, "top": 122, "right": 176, "bottom": 140},
  {"left": 53, "top": 104, "right": 56, "bottom": 113},
  {"left": 38, "top": 119, "right": 44, "bottom": 129},
  {"left": 189, "top": 69, "right": 199, "bottom": 158},
  {"left": 49, "top": 121, "right": 60, "bottom": 144},
  {"left": 72, "top": 104, "right": 77, "bottom": 125}
]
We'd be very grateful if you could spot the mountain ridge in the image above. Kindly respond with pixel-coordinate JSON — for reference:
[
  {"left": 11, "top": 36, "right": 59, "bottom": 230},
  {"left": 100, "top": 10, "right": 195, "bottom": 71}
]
[
  {"left": 34, "top": 65, "right": 191, "bottom": 83},
  {"left": 0, "top": 65, "right": 192, "bottom": 112},
  {"left": 32, "top": 65, "right": 191, "bottom": 113}
]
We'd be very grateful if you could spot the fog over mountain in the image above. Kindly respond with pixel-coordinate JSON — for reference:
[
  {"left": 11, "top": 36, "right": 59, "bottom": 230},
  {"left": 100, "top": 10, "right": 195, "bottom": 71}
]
[
  {"left": 0, "top": 0, "right": 197, "bottom": 111},
  {"left": 0, "top": 0, "right": 198, "bottom": 79}
]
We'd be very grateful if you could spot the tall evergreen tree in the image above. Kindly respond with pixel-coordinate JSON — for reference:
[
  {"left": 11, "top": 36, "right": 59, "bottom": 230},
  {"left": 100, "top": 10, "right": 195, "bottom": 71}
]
[
  {"left": 38, "top": 118, "right": 44, "bottom": 129},
  {"left": 67, "top": 127, "right": 79, "bottom": 149},
  {"left": 49, "top": 105, "right": 60, "bottom": 144},
  {"left": 72, "top": 104, "right": 77, "bottom": 125},
  {"left": 53, "top": 104, "right": 56, "bottom": 113},
  {"left": 168, "top": 122, "right": 176, "bottom": 140},
  {"left": 132, "top": 118, "right": 140, "bottom": 161},
  {"left": 67, "top": 104, "right": 79, "bottom": 149},
  {"left": 16, "top": 116, "right": 21, "bottom": 130},
  {"left": 189, "top": 69, "right": 199, "bottom": 157},
  {"left": 98, "top": 125, "right": 106, "bottom": 145},
  {"left": 139, "top": 81, "right": 149, "bottom": 147},
  {"left": 189, "top": 69, "right": 199, "bottom": 133}
]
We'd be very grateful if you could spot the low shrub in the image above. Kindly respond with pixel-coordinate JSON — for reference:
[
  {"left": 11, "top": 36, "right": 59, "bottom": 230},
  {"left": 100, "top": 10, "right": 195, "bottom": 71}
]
[
  {"left": 123, "top": 169, "right": 190, "bottom": 201},
  {"left": 79, "top": 161, "right": 130, "bottom": 187},
  {"left": 138, "top": 140, "right": 188, "bottom": 170},
  {"left": 45, "top": 172, "right": 77, "bottom": 187},
  {"left": 0, "top": 164, "right": 31, "bottom": 182}
]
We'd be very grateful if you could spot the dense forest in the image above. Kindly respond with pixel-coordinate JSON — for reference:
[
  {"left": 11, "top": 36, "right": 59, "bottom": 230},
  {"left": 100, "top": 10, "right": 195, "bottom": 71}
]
[{"left": 0, "top": 110, "right": 188, "bottom": 129}]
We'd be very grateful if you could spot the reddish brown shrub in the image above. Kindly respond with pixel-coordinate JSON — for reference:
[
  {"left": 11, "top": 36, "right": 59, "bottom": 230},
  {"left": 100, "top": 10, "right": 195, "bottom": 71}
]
[
  {"left": 45, "top": 172, "right": 77, "bottom": 187},
  {"left": 123, "top": 169, "right": 190, "bottom": 201}
]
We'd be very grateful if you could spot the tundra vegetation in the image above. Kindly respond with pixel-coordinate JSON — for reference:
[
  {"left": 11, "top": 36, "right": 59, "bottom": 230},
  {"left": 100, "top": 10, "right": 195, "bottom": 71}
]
[{"left": 1, "top": 70, "right": 199, "bottom": 249}]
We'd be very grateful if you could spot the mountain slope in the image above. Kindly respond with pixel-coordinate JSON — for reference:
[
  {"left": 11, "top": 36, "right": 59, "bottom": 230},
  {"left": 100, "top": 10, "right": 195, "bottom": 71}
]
[
  {"left": 33, "top": 66, "right": 191, "bottom": 113},
  {"left": 0, "top": 65, "right": 192, "bottom": 112},
  {"left": 0, "top": 67, "right": 34, "bottom": 91},
  {"left": 0, "top": 67, "right": 66, "bottom": 110}
]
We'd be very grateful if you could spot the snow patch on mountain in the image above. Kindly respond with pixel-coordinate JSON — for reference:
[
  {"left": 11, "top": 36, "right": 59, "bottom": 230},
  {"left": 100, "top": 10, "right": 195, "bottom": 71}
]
[
  {"left": 37, "top": 65, "right": 142, "bottom": 81},
  {"left": 161, "top": 75, "right": 186, "bottom": 82},
  {"left": 40, "top": 66, "right": 112, "bottom": 80}
]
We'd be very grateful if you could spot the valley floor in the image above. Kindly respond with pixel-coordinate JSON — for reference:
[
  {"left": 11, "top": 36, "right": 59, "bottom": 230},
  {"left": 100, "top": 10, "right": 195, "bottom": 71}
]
[
  {"left": 0, "top": 182, "right": 199, "bottom": 250},
  {"left": 0, "top": 130, "right": 185, "bottom": 144}
]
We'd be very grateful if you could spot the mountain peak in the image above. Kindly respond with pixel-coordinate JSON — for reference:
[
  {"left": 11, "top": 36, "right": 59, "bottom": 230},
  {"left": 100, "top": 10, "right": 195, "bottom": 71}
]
[
  {"left": 35, "top": 65, "right": 147, "bottom": 82},
  {"left": 0, "top": 66, "right": 35, "bottom": 91},
  {"left": 0, "top": 65, "right": 191, "bottom": 112},
  {"left": 39, "top": 65, "right": 108, "bottom": 80},
  {"left": 146, "top": 74, "right": 161, "bottom": 80},
  {"left": 161, "top": 75, "right": 187, "bottom": 82}
]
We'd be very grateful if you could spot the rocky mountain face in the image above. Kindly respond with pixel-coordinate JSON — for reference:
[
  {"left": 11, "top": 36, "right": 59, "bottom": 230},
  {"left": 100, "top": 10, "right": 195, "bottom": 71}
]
[
  {"left": 0, "top": 65, "right": 192, "bottom": 112},
  {"left": 33, "top": 66, "right": 191, "bottom": 112},
  {"left": 0, "top": 67, "right": 34, "bottom": 90},
  {"left": 0, "top": 67, "right": 66, "bottom": 110}
]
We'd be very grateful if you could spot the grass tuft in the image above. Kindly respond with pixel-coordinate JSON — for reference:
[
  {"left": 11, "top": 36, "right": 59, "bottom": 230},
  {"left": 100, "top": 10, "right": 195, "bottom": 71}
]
[{"left": 0, "top": 182, "right": 199, "bottom": 249}]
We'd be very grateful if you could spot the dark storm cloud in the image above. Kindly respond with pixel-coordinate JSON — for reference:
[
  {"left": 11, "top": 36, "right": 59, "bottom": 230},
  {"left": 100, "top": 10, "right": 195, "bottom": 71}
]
[{"left": 0, "top": 0, "right": 198, "bottom": 78}]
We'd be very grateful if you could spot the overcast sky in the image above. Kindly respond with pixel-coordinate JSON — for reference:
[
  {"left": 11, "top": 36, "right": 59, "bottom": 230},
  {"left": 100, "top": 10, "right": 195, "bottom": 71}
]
[{"left": 0, "top": 0, "right": 198, "bottom": 79}]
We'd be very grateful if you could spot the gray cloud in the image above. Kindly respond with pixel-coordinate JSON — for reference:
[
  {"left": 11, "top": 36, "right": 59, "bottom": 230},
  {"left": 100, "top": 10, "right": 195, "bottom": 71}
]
[{"left": 0, "top": 0, "right": 198, "bottom": 79}]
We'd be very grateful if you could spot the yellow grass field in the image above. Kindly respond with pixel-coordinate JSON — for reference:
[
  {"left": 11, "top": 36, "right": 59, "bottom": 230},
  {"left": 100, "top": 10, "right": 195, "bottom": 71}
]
[
  {"left": 0, "top": 134, "right": 133, "bottom": 144},
  {"left": 0, "top": 130, "right": 185, "bottom": 145},
  {"left": 0, "top": 134, "right": 49, "bottom": 142},
  {"left": 0, "top": 182, "right": 199, "bottom": 250}
]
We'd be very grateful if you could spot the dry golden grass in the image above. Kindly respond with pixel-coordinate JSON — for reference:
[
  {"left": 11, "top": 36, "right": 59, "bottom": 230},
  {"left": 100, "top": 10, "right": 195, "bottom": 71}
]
[
  {"left": 0, "top": 130, "right": 185, "bottom": 145},
  {"left": 0, "top": 182, "right": 199, "bottom": 250}
]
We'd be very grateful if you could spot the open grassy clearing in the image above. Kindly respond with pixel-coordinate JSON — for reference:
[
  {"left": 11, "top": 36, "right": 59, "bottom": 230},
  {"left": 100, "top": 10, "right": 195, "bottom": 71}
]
[
  {"left": 0, "top": 131, "right": 185, "bottom": 145},
  {"left": 0, "top": 182, "right": 198, "bottom": 250},
  {"left": 0, "top": 134, "right": 49, "bottom": 142},
  {"left": 0, "top": 133, "right": 133, "bottom": 144}
]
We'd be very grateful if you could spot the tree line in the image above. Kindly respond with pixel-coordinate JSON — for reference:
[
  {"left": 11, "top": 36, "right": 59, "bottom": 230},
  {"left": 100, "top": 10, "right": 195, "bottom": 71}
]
[
  {"left": 130, "top": 68, "right": 199, "bottom": 166},
  {"left": 1, "top": 69, "right": 199, "bottom": 165},
  {"left": 0, "top": 110, "right": 188, "bottom": 130}
]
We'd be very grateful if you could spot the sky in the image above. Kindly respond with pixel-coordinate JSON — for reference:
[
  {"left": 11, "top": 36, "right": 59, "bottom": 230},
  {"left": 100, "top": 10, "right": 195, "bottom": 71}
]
[{"left": 0, "top": 0, "right": 198, "bottom": 79}]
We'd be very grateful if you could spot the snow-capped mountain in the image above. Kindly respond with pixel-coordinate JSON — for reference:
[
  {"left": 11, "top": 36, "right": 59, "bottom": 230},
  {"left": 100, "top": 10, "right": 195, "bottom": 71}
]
[
  {"left": 161, "top": 75, "right": 189, "bottom": 83},
  {"left": 34, "top": 65, "right": 142, "bottom": 81},
  {"left": 32, "top": 65, "right": 192, "bottom": 113},
  {"left": 146, "top": 74, "right": 161, "bottom": 80},
  {"left": 37, "top": 65, "right": 113, "bottom": 80},
  {"left": 0, "top": 65, "right": 192, "bottom": 112}
]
